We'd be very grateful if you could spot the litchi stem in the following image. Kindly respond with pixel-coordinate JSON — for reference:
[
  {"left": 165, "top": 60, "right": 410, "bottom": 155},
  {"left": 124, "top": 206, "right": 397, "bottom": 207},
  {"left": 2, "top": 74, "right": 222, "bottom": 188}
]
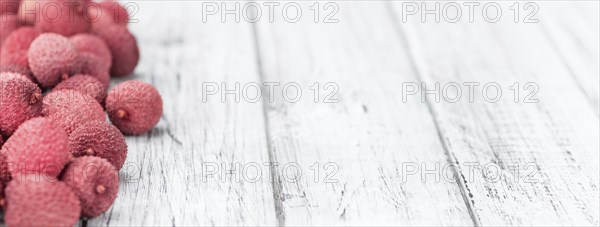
[
  {"left": 116, "top": 109, "right": 128, "bottom": 119},
  {"left": 85, "top": 148, "right": 95, "bottom": 156},
  {"left": 96, "top": 185, "right": 106, "bottom": 194},
  {"left": 29, "top": 92, "right": 42, "bottom": 104}
]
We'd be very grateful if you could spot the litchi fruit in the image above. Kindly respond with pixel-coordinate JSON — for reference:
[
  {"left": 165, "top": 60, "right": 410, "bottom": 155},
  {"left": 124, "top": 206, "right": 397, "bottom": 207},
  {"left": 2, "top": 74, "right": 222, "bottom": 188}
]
[
  {"left": 28, "top": 33, "right": 80, "bottom": 88},
  {"left": 33, "top": 0, "right": 91, "bottom": 36},
  {"left": 42, "top": 90, "right": 105, "bottom": 135},
  {"left": 0, "top": 49, "right": 27, "bottom": 67},
  {"left": 0, "top": 27, "right": 40, "bottom": 57},
  {"left": 69, "top": 120, "right": 127, "bottom": 170},
  {"left": 0, "top": 14, "right": 19, "bottom": 46},
  {"left": 0, "top": 49, "right": 36, "bottom": 82},
  {"left": 4, "top": 176, "right": 81, "bottom": 226},
  {"left": 78, "top": 52, "right": 110, "bottom": 88},
  {"left": 0, "top": 72, "right": 42, "bottom": 136},
  {"left": 70, "top": 33, "right": 112, "bottom": 68},
  {"left": 88, "top": 1, "right": 129, "bottom": 27},
  {"left": 0, "top": 64, "right": 35, "bottom": 82},
  {"left": 1, "top": 117, "right": 70, "bottom": 178},
  {"left": 54, "top": 74, "right": 107, "bottom": 104},
  {"left": 62, "top": 156, "right": 119, "bottom": 217},
  {"left": 106, "top": 81, "right": 162, "bottom": 135},
  {"left": 93, "top": 24, "right": 139, "bottom": 77}
]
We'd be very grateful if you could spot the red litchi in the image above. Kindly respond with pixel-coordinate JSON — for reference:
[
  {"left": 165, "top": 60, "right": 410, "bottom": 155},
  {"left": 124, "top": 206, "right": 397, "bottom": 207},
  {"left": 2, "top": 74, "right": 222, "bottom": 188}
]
[
  {"left": 4, "top": 176, "right": 81, "bottom": 226},
  {"left": 0, "top": 72, "right": 42, "bottom": 136},
  {"left": 0, "top": 0, "right": 19, "bottom": 15},
  {"left": 1, "top": 117, "right": 70, "bottom": 178},
  {"left": 0, "top": 49, "right": 27, "bottom": 67},
  {"left": 42, "top": 90, "right": 105, "bottom": 135},
  {"left": 62, "top": 156, "right": 119, "bottom": 217},
  {"left": 28, "top": 33, "right": 80, "bottom": 88},
  {"left": 0, "top": 49, "right": 37, "bottom": 82},
  {"left": 78, "top": 52, "right": 110, "bottom": 88},
  {"left": 54, "top": 74, "right": 107, "bottom": 104},
  {"left": 69, "top": 120, "right": 127, "bottom": 170},
  {"left": 0, "top": 27, "right": 40, "bottom": 57},
  {"left": 106, "top": 81, "right": 162, "bottom": 135},
  {"left": 93, "top": 24, "right": 139, "bottom": 77},
  {"left": 70, "top": 33, "right": 112, "bottom": 67},
  {"left": 0, "top": 14, "right": 19, "bottom": 46},
  {"left": 33, "top": 0, "right": 90, "bottom": 36},
  {"left": 0, "top": 64, "right": 35, "bottom": 82},
  {"left": 88, "top": 0, "right": 129, "bottom": 27}
]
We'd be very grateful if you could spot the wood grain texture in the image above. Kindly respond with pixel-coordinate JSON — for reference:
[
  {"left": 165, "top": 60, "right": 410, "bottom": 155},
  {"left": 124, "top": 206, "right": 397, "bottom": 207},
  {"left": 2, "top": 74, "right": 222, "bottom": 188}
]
[
  {"left": 0, "top": 1, "right": 593, "bottom": 226},
  {"left": 87, "top": 1, "right": 277, "bottom": 225},
  {"left": 390, "top": 1, "right": 599, "bottom": 225},
  {"left": 253, "top": 2, "right": 474, "bottom": 225},
  {"left": 539, "top": 2, "right": 599, "bottom": 114}
]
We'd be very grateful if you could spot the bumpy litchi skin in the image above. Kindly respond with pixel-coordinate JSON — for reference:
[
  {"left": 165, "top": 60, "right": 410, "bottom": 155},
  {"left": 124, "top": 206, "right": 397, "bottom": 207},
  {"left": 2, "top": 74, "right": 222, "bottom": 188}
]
[
  {"left": 88, "top": 1, "right": 129, "bottom": 28},
  {"left": 78, "top": 52, "right": 110, "bottom": 88},
  {"left": 69, "top": 120, "right": 127, "bottom": 170},
  {"left": 0, "top": 64, "right": 35, "bottom": 82},
  {"left": 0, "top": 27, "right": 40, "bottom": 57},
  {"left": 2, "top": 117, "right": 70, "bottom": 178},
  {"left": 42, "top": 90, "right": 105, "bottom": 135},
  {"left": 0, "top": 73, "right": 42, "bottom": 136},
  {"left": 93, "top": 24, "right": 139, "bottom": 77},
  {"left": 54, "top": 74, "right": 107, "bottom": 104},
  {"left": 0, "top": 14, "right": 19, "bottom": 46},
  {"left": 28, "top": 33, "right": 81, "bottom": 88},
  {"left": 106, "top": 81, "right": 162, "bottom": 135},
  {"left": 33, "top": 0, "right": 91, "bottom": 36},
  {"left": 0, "top": 0, "right": 20, "bottom": 15},
  {"left": 70, "top": 33, "right": 112, "bottom": 68},
  {"left": 5, "top": 176, "right": 81, "bottom": 226},
  {"left": 62, "top": 156, "right": 119, "bottom": 217}
]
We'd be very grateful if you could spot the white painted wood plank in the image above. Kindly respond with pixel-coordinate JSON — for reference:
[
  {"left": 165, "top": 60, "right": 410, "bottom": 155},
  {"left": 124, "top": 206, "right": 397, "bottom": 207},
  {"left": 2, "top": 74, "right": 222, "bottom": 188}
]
[
  {"left": 539, "top": 2, "right": 599, "bottom": 113},
  {"left": 254, "top": 2, "right": 474, "bottom": 225},
  {"left": 391, "top": 1, "right": 599, "bottom": 225},
  {"left": 87, "top": 1, "right": 277, "bottom": 225}
]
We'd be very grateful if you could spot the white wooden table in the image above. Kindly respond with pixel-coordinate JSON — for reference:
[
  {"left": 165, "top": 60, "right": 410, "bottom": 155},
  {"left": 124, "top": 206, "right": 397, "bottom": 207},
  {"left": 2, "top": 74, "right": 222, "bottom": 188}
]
[{"left": 86, "top": 1, "right": 599, "bottom": 225}]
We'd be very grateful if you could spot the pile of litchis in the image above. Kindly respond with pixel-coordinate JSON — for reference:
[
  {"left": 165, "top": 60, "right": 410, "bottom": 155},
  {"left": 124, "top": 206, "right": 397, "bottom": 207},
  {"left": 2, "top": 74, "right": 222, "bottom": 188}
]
[{"left": 0, "top": 0, "right": 163, "bottom": 225}]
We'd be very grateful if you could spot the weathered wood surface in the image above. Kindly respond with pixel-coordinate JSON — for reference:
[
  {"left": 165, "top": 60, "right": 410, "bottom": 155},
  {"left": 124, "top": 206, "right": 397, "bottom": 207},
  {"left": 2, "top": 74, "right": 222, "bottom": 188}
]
[
  {"left": 390, "top": 1, "right": 599, "bottom": 225},
  {"left": 538, "top": 2, "right": 599, "bottom": 114},
  {"left": 253, "top": 2, "right": 473, "bottom": 225},
  {"left": 74, "top": 1, "right": 598, "bottom": 226}
]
